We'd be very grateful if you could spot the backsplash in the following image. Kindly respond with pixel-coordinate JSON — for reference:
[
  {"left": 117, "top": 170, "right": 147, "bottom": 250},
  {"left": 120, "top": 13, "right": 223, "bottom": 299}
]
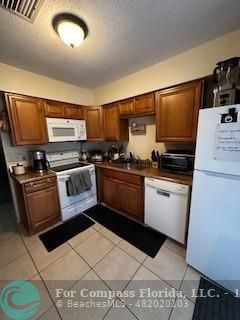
[
  {"left": 126, "top": 116, "right": 195, "bottom": 159},
  {"left": 0, "top": 131, "right": 115, "bottom": 167}
]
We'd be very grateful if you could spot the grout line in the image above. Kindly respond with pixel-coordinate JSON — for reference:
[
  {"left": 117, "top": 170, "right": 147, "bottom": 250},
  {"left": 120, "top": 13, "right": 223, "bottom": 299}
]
[
  {"left": 0, "top": 238, "right": 28, "bottom": 270},
  {"left": 71, "top": 238, "right": 117, "bottom": 271},
  {"left": 122, "top": 261, "right": 143, "bottom": 292},
  {"left": 97, "top": 228, "right": 122, "bottom": 246},
  {"left": 17, "top": 227, "right": 63, "bottom": 320},
  {"left": 36, "top": 304, "right": 61, "bottom": 320},
  {"left": 2, "top": 207, "right": 191, "bottom": 320},
  {"left": 142, "top": 262, "right": 185, "bottom": 292},
  {"left": 167, "top": 265, "right": 189, "bottom": 320},
  {"left": 101, "top": 304, "right": 114, "bottom": 320},
  {"left": 67, "top": 226, "right": 98, "bottom": 248},
  {"left": 116, "top": 242, "right": 147, "bottom": 264}
]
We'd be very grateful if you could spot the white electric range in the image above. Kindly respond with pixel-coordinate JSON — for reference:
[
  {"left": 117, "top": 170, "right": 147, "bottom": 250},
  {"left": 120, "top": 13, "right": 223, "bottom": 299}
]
[{"left": 47, "top": 150, "right": 97, "bottom": 221}]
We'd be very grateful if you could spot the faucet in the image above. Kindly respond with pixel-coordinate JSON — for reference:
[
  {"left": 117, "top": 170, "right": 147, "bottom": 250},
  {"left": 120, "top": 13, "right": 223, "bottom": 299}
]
[{"left": 135, "top": 155, "right": 141, "bottom": 165}]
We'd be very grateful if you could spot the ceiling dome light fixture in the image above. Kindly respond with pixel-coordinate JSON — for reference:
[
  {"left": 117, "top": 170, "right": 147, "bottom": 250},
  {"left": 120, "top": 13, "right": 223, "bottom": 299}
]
[{"left": 52, "top": 13, "right": 88, "bottom": 48}]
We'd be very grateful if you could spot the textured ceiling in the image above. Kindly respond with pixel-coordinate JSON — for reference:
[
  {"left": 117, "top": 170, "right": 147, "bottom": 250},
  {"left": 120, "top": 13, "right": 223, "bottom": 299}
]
[{"left": 0, "top": 0, "right": 240, "bottom": 89}]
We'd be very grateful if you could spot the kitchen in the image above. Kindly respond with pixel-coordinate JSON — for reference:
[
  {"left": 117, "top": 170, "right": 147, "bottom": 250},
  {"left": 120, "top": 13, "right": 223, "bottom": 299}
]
[{"left": 0, "top": 1, "right": 240, "bottom": 320}]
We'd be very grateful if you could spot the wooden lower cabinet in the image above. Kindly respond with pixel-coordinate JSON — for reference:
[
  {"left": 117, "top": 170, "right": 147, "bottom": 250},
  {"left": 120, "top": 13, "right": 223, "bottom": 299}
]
[
  {"left": 99, "top": 168, "right": 144, "bottom": 222},
  {"left": 15, "top": 176, "right": 61, "bottom": 234},
  {"left": 102, "top": 176, "right": 120, "bottom": 209},
  {"left": 26, "top": 186, "right": 60, "bottom": 233},
  {"left": 119, "top": 183, "right": 142, "bottom": 219}
]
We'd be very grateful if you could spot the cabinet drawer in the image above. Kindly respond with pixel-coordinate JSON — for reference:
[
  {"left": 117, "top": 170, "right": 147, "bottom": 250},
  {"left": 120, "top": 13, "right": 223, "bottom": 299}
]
[
  {"left": 102, "top": 169, "right": 142, "bottom": 185},
  {"left": 25, "top": 177, "right": 56, "bottom": 193}
]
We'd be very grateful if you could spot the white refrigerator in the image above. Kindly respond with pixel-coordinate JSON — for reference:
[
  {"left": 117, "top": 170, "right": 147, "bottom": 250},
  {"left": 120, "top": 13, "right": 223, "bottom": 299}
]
[{"left": 187, "top": 104, "right": 240, "bottom": 293}]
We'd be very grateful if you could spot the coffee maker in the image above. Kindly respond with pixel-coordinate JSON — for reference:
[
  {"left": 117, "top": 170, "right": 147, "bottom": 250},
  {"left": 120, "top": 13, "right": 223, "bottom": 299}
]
[
  {"left": 31, "top": 150, "right": 49, "bottom": 172},
  {"left": 213, "top": 57, "right": 240, "bottom": 107}
]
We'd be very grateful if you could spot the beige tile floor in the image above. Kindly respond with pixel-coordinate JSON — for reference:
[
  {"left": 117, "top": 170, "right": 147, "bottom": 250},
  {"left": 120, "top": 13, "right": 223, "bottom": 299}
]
[{"left": 0, "top": 202, "right": 201, "bottom": 320}]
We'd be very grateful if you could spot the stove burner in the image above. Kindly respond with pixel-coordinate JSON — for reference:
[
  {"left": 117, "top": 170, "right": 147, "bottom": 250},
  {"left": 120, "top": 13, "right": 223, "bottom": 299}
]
[{"left": 50, "top": 162, "right": 90, "bottom": 172}]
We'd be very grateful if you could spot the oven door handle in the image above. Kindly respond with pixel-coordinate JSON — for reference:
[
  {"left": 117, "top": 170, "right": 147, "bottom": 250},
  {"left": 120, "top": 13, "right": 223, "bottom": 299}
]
[
  {"left": 58, "top": 169, "right": 95, "bottom": 181},
  {"left": 58, "top": 175, "right": 70, "bottom": 181}
]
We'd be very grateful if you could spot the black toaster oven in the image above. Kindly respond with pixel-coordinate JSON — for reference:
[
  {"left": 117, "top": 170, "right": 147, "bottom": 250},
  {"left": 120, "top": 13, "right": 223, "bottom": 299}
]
[{"left": 160, "top": 150, "right": 195, "bottom": 175}]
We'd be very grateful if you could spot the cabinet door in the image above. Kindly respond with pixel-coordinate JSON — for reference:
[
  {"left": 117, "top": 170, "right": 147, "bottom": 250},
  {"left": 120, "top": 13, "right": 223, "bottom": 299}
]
[
  {"left": 65, "top": 105, "right": 84, "bottom": 119},
  {"left": 5, "top": 93, "right": 47, "bottom": 146},
  {"left": 84, "top": 106, "right": 104, "bottom": 141},
  {"left": 135, "top": 93, "right": 155, "bottom": 115},
  {"left": 104, "top": 104, "right": 120, "bottom": 141},
  {"left": 44, "top": 100, "right": 65, "bottom": 118},
  {"left": 102, "top": 176, "right": 120, "bottom": 209},
  {"left": 119, "top": 183, "right": 143, "bottom": 221},
  {"left": 26, "top": 186, "right": 60, "bottom": 233},
  {"left": 118, "top": 99, "right": 134, "bottom": 116},
  {"left": 156, "top": 81, "right": 203, "bottom": 142}
]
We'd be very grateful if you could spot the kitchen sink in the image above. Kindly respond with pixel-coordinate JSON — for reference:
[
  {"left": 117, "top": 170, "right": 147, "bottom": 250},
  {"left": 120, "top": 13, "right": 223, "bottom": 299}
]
[{"left": 111, "top": 163, "right": 146, "bottom": 171}]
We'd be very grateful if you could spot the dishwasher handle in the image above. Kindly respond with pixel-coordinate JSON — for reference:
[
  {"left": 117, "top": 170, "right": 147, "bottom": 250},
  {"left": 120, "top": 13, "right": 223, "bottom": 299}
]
[
  {"left": 156, "top": 189, "right": 170, "bottom": 197},
  {"left": 145, "top": 181, "right": 189, "bottom": 196}
]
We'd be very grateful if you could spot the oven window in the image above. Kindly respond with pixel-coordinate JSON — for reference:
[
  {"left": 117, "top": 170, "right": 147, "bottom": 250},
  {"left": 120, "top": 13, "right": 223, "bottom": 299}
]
[{"left": 52, "top": 127, "right": 75, "bottom": 137}]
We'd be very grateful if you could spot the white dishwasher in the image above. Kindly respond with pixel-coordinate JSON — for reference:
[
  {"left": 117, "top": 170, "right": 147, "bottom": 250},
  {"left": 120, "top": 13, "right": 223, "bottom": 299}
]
[{"left": 145, "top": 177, "right": 190, "bottom": 244}]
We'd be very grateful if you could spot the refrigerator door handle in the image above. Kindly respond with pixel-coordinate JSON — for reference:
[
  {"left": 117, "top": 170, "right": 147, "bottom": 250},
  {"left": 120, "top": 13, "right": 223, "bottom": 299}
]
[{"left": 198, "top": 170, "right": 240, "bottom": 181}]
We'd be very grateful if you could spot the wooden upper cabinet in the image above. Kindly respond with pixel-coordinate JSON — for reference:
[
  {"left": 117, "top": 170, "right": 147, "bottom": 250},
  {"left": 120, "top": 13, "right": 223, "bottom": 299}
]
[
  {"left": 4, "top": 93, "right": 47, "bottom": 146},
  {"left": 44, "top": 100, "right": 65, "bottom": 118},
  {"left": 118, "top": 95, "right": 155, "bottom": 117},
  {"left": 103, "top": 104, "right": 129, "bottom": 141},
  {"left": 118, "top": 98, "right": 134, "bottom": 116},
  {"left": 44, "top": 100, "right": 83, "bottom": 119},
  {"left": 156, "top": 80, "right": 203, "bottom": 142},
  {"left": 104, "top": 104, "right": 119, "bottom": 141},
  {"left": 64, "top": 104, "right": 84, "bottom": 119},
  {"left": 84, "top": 106, "right": 104, "bottom": 141},
  {"left": 134, "top": 93, "right": 155, "bottom": 115}
]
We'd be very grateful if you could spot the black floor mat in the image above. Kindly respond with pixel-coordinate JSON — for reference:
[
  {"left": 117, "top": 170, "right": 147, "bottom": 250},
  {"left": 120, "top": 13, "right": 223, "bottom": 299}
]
[
  {"left": 84, "top": 205, "right": 166, "bottom": 258},
  {"left": 39, "top": 214, "right": 94, "bottom": 252},
  {"left": 193, "top": 277, "right": 240, "bottom": 320}
]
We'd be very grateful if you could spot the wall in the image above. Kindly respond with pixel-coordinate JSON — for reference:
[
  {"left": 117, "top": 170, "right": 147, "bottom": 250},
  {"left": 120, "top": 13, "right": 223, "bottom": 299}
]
[
  {"left": 0, "top": 63, "right": 93, "bottom": 105},
  {"left": 127, "top": 116, "right": 194, "bottom": 159},
  {"left": 94, "top": 28, "right": 240, "bottom": 105},
  {"left": 0, "top": 64, "right": 94, "bottom": 221},
  {"left": 94, "top": 28, "right": 240, "bottom": 157}
]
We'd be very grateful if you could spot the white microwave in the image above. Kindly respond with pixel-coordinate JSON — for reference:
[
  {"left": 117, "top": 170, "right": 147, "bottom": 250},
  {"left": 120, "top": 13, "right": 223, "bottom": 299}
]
[{"left": 46, "top": 118, "right": 87, "bottom": 142}]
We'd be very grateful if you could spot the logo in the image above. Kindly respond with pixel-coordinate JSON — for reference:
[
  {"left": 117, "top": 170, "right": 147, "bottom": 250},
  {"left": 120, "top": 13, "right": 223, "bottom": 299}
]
[{"left": 0, "top": 280, "right": 40, "bottom": 320}]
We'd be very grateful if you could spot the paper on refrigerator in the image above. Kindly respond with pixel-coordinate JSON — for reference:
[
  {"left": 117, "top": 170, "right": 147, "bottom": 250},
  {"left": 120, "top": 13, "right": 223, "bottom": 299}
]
[{"left": 214, "top": 123, "right": 240, "bottom": 161}]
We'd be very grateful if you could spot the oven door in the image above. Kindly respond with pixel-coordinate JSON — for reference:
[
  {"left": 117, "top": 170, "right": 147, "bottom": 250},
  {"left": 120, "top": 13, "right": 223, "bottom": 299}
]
[{"left": 57, "top": 167, "right": 96, "bottom": 209}]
